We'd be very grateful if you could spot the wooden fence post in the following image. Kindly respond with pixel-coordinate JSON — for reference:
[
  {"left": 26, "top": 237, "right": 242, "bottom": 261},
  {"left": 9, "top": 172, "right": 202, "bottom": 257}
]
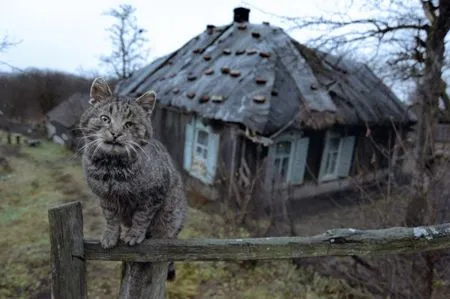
[
  {"left": 119, "top": 260, "right": 168, "bottom": 298},
  {"left": 48, "top": 201, "right": 87, "bottom": 299}
]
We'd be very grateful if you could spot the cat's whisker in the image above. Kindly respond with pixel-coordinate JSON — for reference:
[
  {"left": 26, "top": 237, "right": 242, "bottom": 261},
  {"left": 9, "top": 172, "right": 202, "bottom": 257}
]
[
  {"left": 127, "top": 144, "right": 140, "bottom": 161},
  {"left": 79, "top": 134, "right": 99, "bottom": 141},
  {"left": 77, "top": 138, "right": 100, "bottom": 155},
  {"left": 72, "top": 139, "right": 93, "bottom": 159},
  {"left": 129, "top": 141, "right": 151, "bottom": 161},
  {"left": 124, "top": 144, "right": 132, "bottom": 161},
  {"left": 73, "top": 125, "right": 91, "bottom": 131},
  {"left": 90, "top": 139, "right": 103, "bottom": 159}
]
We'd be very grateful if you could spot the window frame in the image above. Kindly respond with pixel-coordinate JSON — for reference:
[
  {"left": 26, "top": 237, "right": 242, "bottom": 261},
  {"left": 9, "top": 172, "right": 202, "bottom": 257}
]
[
  {"left": 319, "top": 130, "right": 355, "bottom": 182},
  {"left": 271, "top": 139, "right": 294, "bottom": 184},
  {"left": 183, "top": 116, "right": 220, "bottom": 185},
  {"left": 193, "top": 128, "right": 209, "bottom": 162},
  {"left": 320, "top": 131, "right": 343, "bottom": 181},
  {"left": 266, "top": 132, "right": 310, "bottom": 188}
]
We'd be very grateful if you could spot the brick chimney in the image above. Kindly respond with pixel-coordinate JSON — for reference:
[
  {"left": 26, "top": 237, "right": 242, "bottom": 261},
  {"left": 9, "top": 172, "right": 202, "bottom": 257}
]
[{"left": 233, "top": 7, "right": 250, "bottom": 23}]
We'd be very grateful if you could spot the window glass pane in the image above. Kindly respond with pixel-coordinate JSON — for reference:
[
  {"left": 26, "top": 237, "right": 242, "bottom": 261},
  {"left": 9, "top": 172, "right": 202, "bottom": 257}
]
[
  {"left": 330, "top": 152, "right": 338, "bottom": 172},
  {"left": 281, "top": 157, "right": 289, "bottom": 180},
  {"left": 274, "top": 158, "right": 280, "bottom": 170},
  {"left": 196, "top": 146, "right": 202, "bottom": 154},
  {"left": 329, "top": 137, "right": 340, "bottom": 151},
  {"left": 202, "top": 148, "right": 208, "bottom": 159},
  {"left": 325, "top": 151, "right": 338, "bottom": 175},
  {"left": 197, "top": 130, "right": 209, "bottom": 146},
  {"left": 275, "top": 141, "right": 291, "bottom": 155}
]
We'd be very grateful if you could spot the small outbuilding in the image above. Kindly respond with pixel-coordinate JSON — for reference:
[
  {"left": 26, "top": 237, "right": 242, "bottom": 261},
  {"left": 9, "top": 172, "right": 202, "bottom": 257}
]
[{"left": 46, "top": 93, "right": 90, "bottom": 150}]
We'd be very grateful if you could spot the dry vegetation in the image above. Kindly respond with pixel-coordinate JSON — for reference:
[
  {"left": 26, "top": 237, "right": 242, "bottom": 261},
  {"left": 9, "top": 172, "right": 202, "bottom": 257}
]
[
  {"left": 0, "top": 70, "right": 93, "bottom": 122},
  {"left": 0, "top": 132, "right": 367, "bottom": 299}
]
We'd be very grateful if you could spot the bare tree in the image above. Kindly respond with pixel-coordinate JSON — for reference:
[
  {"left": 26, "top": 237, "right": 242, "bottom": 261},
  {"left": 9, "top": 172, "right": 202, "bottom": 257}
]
[
  {"left": 244, "top": 1, "right": 450, "bottom": 297},
  {"left": 0, "top": 34, "right": 22, "bottom": 71},
  {"left": 250, "top": 0, "right": 449, "bottom": 104},
  {"left": 262, "top": 0, "right": 450, "bottom": 218},
  {"left": 0, "top": 69, "right": 91, "bottom": 121},
  {"left": 101, "top": 4, "right": 149, "bottom": 79},
  {"left": 0, "top": 35, "right": 20, "bottom": 53}
]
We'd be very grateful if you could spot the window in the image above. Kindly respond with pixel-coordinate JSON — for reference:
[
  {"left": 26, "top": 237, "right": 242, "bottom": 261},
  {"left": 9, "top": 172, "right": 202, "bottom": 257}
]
[
  {"left": 321, "top": 133, "right": 340, "bottom": 178},
  {"left": 319, "top": 131, "right": 355, "bottom": 182},
  {"left": 195, "top": 130, "right": 209, "bottom": 160},
  {"left": 273, "top": 141, "right": 292, "bottom": 182},
  {"left": 266, "top": 133, "right": 309, "bottom": 187},
  {"left": 183, "top": 117, "right": 219, "bottom": 184}
]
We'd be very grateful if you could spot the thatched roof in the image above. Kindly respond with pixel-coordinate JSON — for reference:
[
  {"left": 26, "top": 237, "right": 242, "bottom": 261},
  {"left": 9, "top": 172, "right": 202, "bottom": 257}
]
[
  {"left": 116, "top": 7, "right": 415, "bottom": 135},
  {"left": 47, "top": 93, "right": 90, "bottom": 128}
]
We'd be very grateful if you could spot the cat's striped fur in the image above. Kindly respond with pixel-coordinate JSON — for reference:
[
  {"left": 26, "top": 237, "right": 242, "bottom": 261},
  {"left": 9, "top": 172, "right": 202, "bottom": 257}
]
[{"left": 79, "top": 78, "right": 187, "bottom": 280}]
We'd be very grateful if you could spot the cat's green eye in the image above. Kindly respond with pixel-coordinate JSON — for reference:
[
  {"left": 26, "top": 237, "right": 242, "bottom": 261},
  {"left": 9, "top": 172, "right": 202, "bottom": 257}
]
[
  {"left": 124, "top": 121, "right": 134, "bottom": 128},
  {"left": 100, "top": 115, "right": 110, "bottom": 123}
]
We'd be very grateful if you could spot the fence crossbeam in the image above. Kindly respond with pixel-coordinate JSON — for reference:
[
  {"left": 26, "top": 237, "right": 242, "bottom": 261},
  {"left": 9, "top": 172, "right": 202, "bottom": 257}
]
[
  {"left": 83, "top": 223, "right": 450, "bottom": 262},
  {"left": 49, "top": 201, "right": 450, "bottom": 299}
]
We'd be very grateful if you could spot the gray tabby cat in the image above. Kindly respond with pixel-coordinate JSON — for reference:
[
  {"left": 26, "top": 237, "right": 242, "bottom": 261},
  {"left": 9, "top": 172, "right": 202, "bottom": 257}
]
[{"left": 79, "top": 78, "right": 187, "bottom": 280}]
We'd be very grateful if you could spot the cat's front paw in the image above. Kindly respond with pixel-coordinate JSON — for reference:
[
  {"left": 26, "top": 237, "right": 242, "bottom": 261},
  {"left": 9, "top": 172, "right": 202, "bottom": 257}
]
[
  {"left": 121, "top": 228, "right": 146, "bottom": 246},
  {"left": 101, "top": 229, "right": 120, "bottom": 249}
]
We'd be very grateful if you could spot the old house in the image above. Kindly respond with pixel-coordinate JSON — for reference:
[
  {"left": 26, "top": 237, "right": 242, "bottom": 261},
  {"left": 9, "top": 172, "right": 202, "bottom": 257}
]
[
  {"left": 46, "top": 93, "right": 90, "bottom": 150},
  {"left": 115, "top": 7, "right": 415, "bottom": 203}
]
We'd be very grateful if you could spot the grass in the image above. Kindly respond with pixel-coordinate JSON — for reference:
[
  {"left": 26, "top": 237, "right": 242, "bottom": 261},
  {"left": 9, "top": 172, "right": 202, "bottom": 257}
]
[{"left": 0, "top": 133, "right": 367, "bottom": 299}]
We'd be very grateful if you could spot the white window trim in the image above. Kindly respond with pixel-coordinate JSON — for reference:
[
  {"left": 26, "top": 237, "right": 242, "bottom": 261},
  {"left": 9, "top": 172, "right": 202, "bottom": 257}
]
[
  {"left": 184, "top": 117, "right": 219, "bottom": 185},
  {"left": 271, "top": 136, "right": 295, "bottom": 184},
  {"left": 319, "top": 130, "right": 356, "bottom": 182},
  {"left": 190, "top": 121, "right": 211, "bottom": 180},
  {"left": 319, "top": 131, "right": 343, "bottom": 182},
  {"left": 266, "top": 132, "right": 310, "bottom": 188}
]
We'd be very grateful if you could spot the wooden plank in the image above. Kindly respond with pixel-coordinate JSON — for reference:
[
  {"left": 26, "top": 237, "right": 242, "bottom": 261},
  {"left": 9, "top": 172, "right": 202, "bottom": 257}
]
[
  {"left": 48, "top": 201, "right": 87, "bottom": 299},
  {"left": 84, "top": 223, "right": 450, "bottom": 262}
]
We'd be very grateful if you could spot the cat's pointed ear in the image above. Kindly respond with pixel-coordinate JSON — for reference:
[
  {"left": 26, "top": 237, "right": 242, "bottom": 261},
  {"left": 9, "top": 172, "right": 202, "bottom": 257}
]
[
  {"left": 135, "top": 91, "right": 156, "bottom": 115},
  {"left": 89, "top": 77, "right": 113, "bottom": 105}
]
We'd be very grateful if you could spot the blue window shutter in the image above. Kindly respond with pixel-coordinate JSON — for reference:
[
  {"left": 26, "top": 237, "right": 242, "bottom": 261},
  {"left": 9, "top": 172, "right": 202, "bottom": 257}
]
[
  {"left": 206, "top": 132, "right": 220, "bottom": 184},
  {"left": 289, "top": 137, "right": 309, "bottom": 184},
  {"left": 183, "top": 121, "right": 194, "bottom": 171},
  {"left": 337, "top": 136, "right": 355, "bottom": 178}
]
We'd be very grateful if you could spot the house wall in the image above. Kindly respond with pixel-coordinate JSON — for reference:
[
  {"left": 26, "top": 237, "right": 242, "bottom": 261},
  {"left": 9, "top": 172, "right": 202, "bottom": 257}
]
[
  {"left": 303, "top": 129, "right": 325, "bottom": 181},
  {"left": 151, "top": 106, "right": 240, "bottom": 201},
  {"left": 151, "top": 104, "right": 400, "bottom": 205},
  {"left": 301, "top": 125, "right": 395, "bottom": 180},
  {"left": 241, "top": 125, "right": 397, "bottom": 199},
  {"left": 352, "top": 126, "right": 394, "bottom": 175}
]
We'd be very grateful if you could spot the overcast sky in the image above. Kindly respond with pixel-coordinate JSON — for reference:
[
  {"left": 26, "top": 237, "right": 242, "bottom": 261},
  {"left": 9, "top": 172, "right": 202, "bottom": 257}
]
[{"left": 0, "top": 0, "right": 345, "bottom": 74}]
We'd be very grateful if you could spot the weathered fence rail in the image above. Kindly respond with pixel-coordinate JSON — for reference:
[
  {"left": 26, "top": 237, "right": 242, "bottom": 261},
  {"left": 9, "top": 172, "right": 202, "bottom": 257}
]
[{"left": 49, "top": 201, "right": 450, "bottom": 299}]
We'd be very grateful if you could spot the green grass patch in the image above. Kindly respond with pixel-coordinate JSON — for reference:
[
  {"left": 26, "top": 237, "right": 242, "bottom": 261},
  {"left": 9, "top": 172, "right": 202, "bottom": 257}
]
[{"left": 0, "top": 134, "right": 359, "bottom": 299}]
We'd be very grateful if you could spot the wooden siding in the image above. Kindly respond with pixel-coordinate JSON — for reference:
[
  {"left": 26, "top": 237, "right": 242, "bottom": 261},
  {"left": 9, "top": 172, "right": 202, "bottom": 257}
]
[
  {"left": 151, "top": 105, "right": 398, "bottom": 202},
  {"left": 151, "top": 106, "right": 239, "bottom": 201},
  {"left": 352, "top": 126, "right": 394, "bottom": 175},
  {"left": 436, "top": 124, "right": 450, "bottom": 143},
  {"left": 240, "top": 125, "right": 397, "bottom": 200}
]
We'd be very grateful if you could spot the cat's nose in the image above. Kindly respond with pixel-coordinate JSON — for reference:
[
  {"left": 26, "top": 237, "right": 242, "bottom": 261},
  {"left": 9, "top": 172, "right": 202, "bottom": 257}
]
[{"left": 110, "top": 131, "right": 122, "bottom": 139}]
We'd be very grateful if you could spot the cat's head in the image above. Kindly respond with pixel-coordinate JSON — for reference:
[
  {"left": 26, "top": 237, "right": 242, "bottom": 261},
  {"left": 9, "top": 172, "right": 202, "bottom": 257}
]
[{"left": 79, "top": 77, "right": 156, "bottom": 158}]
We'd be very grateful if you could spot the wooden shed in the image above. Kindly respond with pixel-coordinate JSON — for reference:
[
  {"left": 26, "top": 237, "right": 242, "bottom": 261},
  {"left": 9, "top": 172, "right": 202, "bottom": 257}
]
[{"left": 46, "top": 93, "right": 90, "bottom": 150}]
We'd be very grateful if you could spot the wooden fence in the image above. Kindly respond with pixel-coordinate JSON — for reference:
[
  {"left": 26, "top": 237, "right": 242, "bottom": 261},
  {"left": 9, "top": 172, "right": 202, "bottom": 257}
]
[{"left": 48, "top": 201, "right": 450, "bottom": 299}]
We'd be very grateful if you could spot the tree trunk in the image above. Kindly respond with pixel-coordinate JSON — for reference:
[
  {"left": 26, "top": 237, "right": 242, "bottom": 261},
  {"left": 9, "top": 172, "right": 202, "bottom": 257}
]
[{"left": 407, "top": 2, "right": 450, "bottom": 297}]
